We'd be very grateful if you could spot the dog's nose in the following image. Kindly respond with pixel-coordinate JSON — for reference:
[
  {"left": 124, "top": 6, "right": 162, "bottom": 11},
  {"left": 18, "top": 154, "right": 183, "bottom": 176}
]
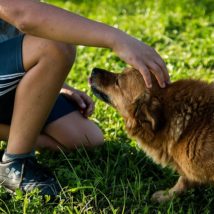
[
  {"left": 89, "top": 68, "right": 102, "bottom": 85},
  {"left": 92, "top": 67, "right": 102, "bottom": 76}
]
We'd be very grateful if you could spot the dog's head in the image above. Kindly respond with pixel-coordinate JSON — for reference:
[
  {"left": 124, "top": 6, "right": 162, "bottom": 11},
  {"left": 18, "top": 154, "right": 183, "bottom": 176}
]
[{"left": 89, "top": 67, "right": 165, "bottom": 139}]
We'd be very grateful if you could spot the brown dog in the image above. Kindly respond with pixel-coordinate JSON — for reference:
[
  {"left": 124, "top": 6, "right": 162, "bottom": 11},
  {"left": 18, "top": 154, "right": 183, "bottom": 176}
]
[{"left": 89, "top": 67, "right": 214, "bottom": 203}]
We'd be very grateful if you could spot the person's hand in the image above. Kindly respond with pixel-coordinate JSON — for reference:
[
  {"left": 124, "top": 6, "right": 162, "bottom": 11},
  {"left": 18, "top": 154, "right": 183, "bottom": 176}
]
[
  {"left": 60, "top": 85, "right": 94, "bottom": 117},
  {"left": 112, "top": 32, "right": 170, "bottom": 88}
]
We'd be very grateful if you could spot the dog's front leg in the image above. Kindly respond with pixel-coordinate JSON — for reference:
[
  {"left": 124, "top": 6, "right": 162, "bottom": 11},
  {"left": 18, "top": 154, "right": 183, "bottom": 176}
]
[{"left": 151, "top": 176, "right": 196, "bottom": 203}]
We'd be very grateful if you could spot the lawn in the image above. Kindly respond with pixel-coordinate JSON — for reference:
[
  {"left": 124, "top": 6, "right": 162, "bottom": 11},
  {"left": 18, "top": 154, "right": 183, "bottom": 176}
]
[{"left": 0, "top": 0, "right": 213, "bottom": 213}]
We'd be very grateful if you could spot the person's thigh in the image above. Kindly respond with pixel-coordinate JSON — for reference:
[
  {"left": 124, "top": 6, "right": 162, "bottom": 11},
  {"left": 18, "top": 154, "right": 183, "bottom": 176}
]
[
  {"left": 0, "top": 109, "right": 104, "bottom": 151},
  {"left": 43, "top": 93, "right": 104, "bottom": 151},
  {"left": 43, "top": 111, "right": 104, "bottom": 150}
]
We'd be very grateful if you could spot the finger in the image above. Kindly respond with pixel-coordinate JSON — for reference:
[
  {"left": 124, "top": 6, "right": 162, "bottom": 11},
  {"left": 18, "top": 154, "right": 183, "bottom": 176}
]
[
  {"left": 149, "top": 62, "right": 166, "bottom": 88},
  {"left": 72, "top": 93, "right": 87, "bottom": 109},
  {"left": 85, "top": 103, "right": 94, "bottom": 117},
  {"left": 149, "top": 46, "right": 170, "bottom": 84},
  {"left": 82, "top": 101, "right": 94, "bottom": 117},
  {"left": 156, "top": 58, "right": 170, "bottom": 83},
  {"left": 138, "top": 64, "right": 152, "bottom": 88},
  {"left": 80, "top": 94, "right": 94, "bottom": 116},
  {"left": 80, "top": 93, "right": 93, "bottom": 107}
]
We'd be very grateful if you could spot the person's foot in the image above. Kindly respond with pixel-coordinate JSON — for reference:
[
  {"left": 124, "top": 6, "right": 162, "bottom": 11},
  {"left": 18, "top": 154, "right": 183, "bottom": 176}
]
[{"left": 0, "top": 157, "right": 60, "bottom": 196}]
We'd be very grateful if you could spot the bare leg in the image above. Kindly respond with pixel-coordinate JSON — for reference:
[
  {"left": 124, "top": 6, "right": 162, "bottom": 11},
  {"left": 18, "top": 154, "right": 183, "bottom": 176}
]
[
  {"left": 42, "top": 111, "right": 104, "bottom": 151},
  {"left": 0, "top": 111, "right": 104, "bottom": 152},
  {"left": 151, "top": 176, "right": 197, "bottom": 203},
  {"left": 35, "top": 134, "right": 61, "bottom": 151},
  {"left": 6, "top": 35, "right": 76, "bottom": 154},
  {"left": 0, "top": 123, "right": 61, "bottom": 151}
]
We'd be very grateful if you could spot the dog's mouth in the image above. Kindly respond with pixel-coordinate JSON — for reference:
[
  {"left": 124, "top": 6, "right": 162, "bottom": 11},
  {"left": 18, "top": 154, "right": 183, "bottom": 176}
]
[
  {"left": 91, "top": 85, "right": 111, "bottom": 104},
  {"left": 89, "top": 68, "right": 113, "bottom": 105}
]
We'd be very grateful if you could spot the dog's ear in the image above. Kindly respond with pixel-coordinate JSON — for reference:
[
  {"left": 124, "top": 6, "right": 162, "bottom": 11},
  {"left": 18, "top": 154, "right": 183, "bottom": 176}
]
[{"left": 134, "top": 91, "right": 164, "bottom": 132}]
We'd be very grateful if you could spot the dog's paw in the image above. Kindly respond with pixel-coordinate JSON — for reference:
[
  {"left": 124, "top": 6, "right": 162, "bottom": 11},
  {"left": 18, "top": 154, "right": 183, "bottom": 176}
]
[{"left": 151, "top": 190, "right": 174, "bottom": 203}]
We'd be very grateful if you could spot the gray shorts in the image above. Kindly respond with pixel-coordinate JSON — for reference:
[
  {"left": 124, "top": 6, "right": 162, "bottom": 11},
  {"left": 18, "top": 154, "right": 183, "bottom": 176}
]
[{"left": 0, "top": 33, "right": 78, "bottom": 127}]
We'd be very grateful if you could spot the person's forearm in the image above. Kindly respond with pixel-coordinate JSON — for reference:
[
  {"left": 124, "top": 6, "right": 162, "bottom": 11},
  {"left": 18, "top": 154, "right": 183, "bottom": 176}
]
[
  {"left": 0, "top": 0, "right": 170, "bottom": 88},
  {"left": 0, "top": 0, "right": 122, "bottom": 48}
]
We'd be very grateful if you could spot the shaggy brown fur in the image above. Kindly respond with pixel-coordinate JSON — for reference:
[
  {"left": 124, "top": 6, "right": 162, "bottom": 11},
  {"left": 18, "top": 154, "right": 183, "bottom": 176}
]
[{"left": 90, "top": 67, "right": 214, "bottom": 202}]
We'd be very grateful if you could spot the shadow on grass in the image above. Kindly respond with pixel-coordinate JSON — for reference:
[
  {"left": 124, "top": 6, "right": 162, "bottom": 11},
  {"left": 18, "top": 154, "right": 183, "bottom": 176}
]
[
  {"left": 38, "top": 141, "right": 214, "bottom": 213},
  {"left": 1, "top": 139, "right": 214, "bottom": 213}
]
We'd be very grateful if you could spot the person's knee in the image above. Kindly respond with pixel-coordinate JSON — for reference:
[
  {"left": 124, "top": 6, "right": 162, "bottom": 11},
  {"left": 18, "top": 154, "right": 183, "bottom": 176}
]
[
  {"left": 44, "top": 112, "right": 104, "bottom": 151},
  {"left": 83, "top": 125, "right": 104, "bottom": 148},
  {"left": 69, "top": 122, "right": 104, "bottom": 150},
  {"left": 45, "top": 41, "right": 76, "bottom": 70},
  {"left": 57, "top": 43, "right": 76, "bottom": 67},
  {"left": 68, "top": 124, "right": 104, "bottom": 149},
  {"left": 23, "top": 35, "right": 76, "bottom": 72},
  {"left": 67, "top": 117, "right": 104, "bottom": 149}
]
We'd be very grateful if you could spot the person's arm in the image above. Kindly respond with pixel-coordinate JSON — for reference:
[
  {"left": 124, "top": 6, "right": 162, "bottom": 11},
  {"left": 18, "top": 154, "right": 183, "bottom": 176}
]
[
  {"left": 0, "top": 0, "right": 115, "bottom": 47},
  {"left": 0, "top": 0, "right": 169, "bottom": 88}
]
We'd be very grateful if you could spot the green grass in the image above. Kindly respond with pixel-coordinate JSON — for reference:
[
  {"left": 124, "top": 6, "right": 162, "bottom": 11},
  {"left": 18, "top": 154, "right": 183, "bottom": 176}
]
[{"left": 1, "top": 0, "right": 214, "bottom": 213}]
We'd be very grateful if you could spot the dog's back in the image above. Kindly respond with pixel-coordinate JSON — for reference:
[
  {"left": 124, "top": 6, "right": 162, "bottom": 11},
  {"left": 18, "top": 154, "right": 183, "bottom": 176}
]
[{"left": 162, "top": 80, "right": 214, "bottom": 183}]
